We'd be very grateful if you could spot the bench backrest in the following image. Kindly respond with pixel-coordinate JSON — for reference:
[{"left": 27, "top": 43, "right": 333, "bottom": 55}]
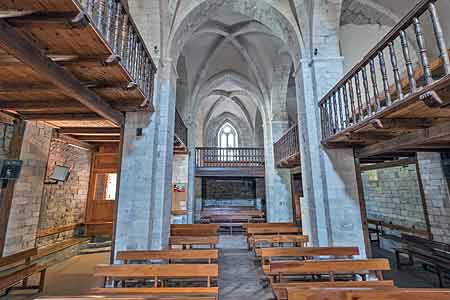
[
  {"left": 116, "top": 249, "right": 218, "bottom": 263},
  {"left": 244, "top": 223, "right": 294, "bottom": 229},
  {"left": 171, "top": 224, "right": 219, "bottom": 236},
  {"left": 95, "top": 264, "right": 218, "bottom": 279},
  {"left": 270, "top": 259, "right": 390, "bottom": 277},
  {"left": 261, "top": 247, "right": 359, "bottom": 263},
  {"left": 252, "top": 234, "right": 309, "bottom": 246},
  {"left": 247, "top": 226, "right": 301, "bottom": 235},
  {"left": 169, "top": 236, "right": 219, "bottom": 247},
  {"left": 272, "top": 280, "right": 395, "bottom": 300},
  {"left": 0, "top": 248, "right": 37, "bottom": 268},
  {"left": 38, "top": 297, "right": 216, "bottom": 300},
  {"left": 287, "top": 288, "right": 450, "bottom": 300}
]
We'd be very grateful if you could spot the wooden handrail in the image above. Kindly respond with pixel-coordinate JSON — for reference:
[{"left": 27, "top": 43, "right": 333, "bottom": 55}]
[
  {"left": 319, "top": 0, "right": 450, "bottom": 140},
  {"left": 195, "top": 147, "right": 265, "bottom": 168},
  {"left": 274, "top": 123, "right": 299, "bottom": 165}
]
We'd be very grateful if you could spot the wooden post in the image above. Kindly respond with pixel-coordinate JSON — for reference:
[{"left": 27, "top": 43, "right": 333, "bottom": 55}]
[
  {"left": 354, "top": 154, "right": 373, "bottom": 258},
  {"left": 0, "top": 119, "right": 26, "bottom": 257},
  {"left": 415, "top": 156, "right": 433, "bottom": 240}
]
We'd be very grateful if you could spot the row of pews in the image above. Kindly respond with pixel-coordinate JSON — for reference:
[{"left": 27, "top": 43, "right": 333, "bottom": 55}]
[{"left": 244, "top": 222, "right": 450, "bottom": 300}]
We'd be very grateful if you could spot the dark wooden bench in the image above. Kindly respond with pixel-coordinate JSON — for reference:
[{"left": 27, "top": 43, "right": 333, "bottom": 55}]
[
  {"left": 272, "top": 280, "right": 395, "bottom": 300},
  {"left": 0, "top": 248, "right": 46, "bottom": 295},
  {"left": 267, "top": 258, "right": 390, "bottom": 284},
  {"left": 287, "top": 288, "right": 450, "bottom": 300},
  {"left": 117, "top": 249, "right": 218, "bottom": 264},
  {"left": 169, "top": 236, "right": 219, "bottom": 249},
  {"left": 395, "top": 233, "right": 450, "bottom": 287},
  {"left": 170, "top": 224, "right": 219, "bottom": 237},
  {"left": 261, "top": 246, "right": 359, "bottom": 271},
  {"left": 252, "top": 235, "right": 309, "bottom": 257},
  {"left": 91, "top": 264, "right": 219, "bottom": 300}
]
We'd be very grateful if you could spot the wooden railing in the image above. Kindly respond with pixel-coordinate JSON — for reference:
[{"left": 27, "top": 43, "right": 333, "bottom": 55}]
[
  {"left": 175, "top": 110, "right": 187, "bottom": 146},
  {"left": 319, "top": 0, "right": 450, "bottom": 140},
  {"left": 195, "top": 147, "right": 265, "bottom": 168},
  {"left": 274, "top": 124, "right": 299, "bottom": 165},
  {"left": 77, "top": 0, "right": 157, "bottom": 104}
]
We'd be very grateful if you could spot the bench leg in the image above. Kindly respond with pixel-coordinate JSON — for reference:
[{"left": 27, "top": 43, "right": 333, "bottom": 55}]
[
  {"left": 437, "top": 267, "right": 444, "bottom": 288},
  {"left": 39, "top": 269, "right": 46, "bottom": 292},
  {"left": 395, "top": 250, "right": 403, "bottom": 270}
]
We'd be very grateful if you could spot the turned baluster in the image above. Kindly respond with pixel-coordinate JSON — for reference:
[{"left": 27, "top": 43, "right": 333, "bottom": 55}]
[
  {"left": 332, "top": 93, "right": 339, "bottom": 133},
  {"left": 342, "top": 82, "right": 350, "bottom": 127},
  {"left": 388, "top": 41, "right": 404, "bottom": 100},
  {"left": 369, "top": 59, "right": 380, "bottom": 112},
  {"left": 113, "top": 1, "right": 122, "bottom": 54},
  {"left": 348, "top": 79, "right": 356, "bottom": 125},
  {"left": 126, "top": 28, "right": 133, "bottom": 70},
  {"left": 400, "top": 30, "right": 417, "bottom": 93},
  {"left": 327, "top": 97, "right": 334, "bottom": 135},
  {"left": 105, "top": 0, "right": 115, "bottom": 45},
  {"left": 378, "top": 50, "right": 391, "bottom": 106},
  {"left": 413, "top": 17, "right": 433, "bottom": 85},
  {"left": 120, "top": 16, "right": 129, "bottom": 64},
  {"left": 429, "top": 2, "right": 450, "bottom": 75},
  {"left": 96, "top": 0, "right": 106, "bottom": 34},
  {"left": 87, "top": 0, "right": 94, "bottom": 17},
  {"left": 355, "top": 72, "right": 364, "bottom": 120},
  {"left": 361, "top": 65, "right": 372, "bottom": 116},
  {"left": 337, "top": 89, "right": 344, "bottom": 130}
]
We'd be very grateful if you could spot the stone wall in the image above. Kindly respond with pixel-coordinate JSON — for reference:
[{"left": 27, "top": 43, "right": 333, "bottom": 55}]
[
  {"left": 417, "top": 152, "right": 450, "bottom": 244},
  {"left": 38, "top": 138, "right": 92, "bottom": 247},
  {"left": 3, "top": 122, "right": 52, "bottom": 256},
  {"left": 362, "top": 165, "right": 427, "bottom": 230},
  {"left": 0, "top": 122, "right": 14, "bottom": 160}
]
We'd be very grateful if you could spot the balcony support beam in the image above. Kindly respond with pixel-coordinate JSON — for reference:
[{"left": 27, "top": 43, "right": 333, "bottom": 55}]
[{"left": 0, "top": 19, "right": 124, "bottom": 125}]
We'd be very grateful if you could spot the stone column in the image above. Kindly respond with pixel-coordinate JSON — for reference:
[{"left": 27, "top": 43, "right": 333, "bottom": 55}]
[
  {"left": 114, "top": 61, "right": 177, "bottom": 254},
  {"left": 417, "top": 152, "right": 450, "bottom": 243},
  {"left": 264, "top": 61, "right": 293, "bottom": 223},
  {"left": 295, "top": 57, "right": 367, "bottom": 258},
  {"left": 186, "top": 121, "right": 196, "bottom": 224}
]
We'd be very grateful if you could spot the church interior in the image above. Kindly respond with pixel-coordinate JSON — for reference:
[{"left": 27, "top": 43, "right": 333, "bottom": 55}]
[{"left": 1, "top": 0, "right": 450, "bottom": 299}]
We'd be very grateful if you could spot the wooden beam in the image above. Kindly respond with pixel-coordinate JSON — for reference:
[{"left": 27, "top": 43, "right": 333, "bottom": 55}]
[
  {"left": 0, "top": 54, "right": 114, "bottom": 67},
  {"left": 0, "top": 19, "right": 124, "bottom": 125},
  {"left": 370, "top": 118, "right": 433, "bottom": 130},
  {"left": 53, "top": 133, "right": 95, "bottom": 151},
  {"left": 58, "top": 127, "right": 120, "bottom": 135},
  {"left": 75, "top": 136, "right": 120, "bottom": 142},
  {"left": 0, "top": 10, "right": 36, "bottom": 19},
  {"left": 0, "top": 99, "right": 142, "bottom": 112},
  {"left": 0, "top": 81, "right": 130, "bottom": 93},
  {"left": 357, "top": 121, "right": 450, "bottom": 158},
  {"left": 360, "top": 158, "right": 417, "bottom": 172},
  {"left": 22, "top": 113, "right": 104, "bottom": 121},
  {"left": 346, "top": 132, "right": 399, "bottom": 141},
  {"left": 6, "top": 12, "right": 86, "bottom": 29}
]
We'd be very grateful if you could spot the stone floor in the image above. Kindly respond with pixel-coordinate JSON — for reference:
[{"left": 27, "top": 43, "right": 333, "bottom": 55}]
[{"left": 1, "top": 235, "right": 447, "bottom": 300}]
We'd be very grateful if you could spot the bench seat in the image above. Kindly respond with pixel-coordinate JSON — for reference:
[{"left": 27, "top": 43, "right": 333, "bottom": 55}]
[{"left": 0, "top": 263, "right": 46, "bottom": 292}]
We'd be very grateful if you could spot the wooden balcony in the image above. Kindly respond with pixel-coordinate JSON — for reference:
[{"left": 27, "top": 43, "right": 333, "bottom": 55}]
[
  {"left": 319, "top": 0, "right": 450, "bottom": 160},
  {"left": 0, "top": 0, "right": 156, "bottom": 144},
  {"left": 195, "top": 147, "right": 265, "bottom": 177},
  {"left": 174, "top": 110, "right": 188, "bottom": 153},
  {"left": 274, "top": 124, "right": 300, "bottom": 168}
]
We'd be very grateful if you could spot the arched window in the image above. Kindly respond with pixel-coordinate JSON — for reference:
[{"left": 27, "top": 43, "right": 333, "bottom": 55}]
[
  {"left": 217, "top": 123, "right": 238, "bottom": 161},
  {"left": 218, "top": 122, "right": 238, "bottom": 148}
]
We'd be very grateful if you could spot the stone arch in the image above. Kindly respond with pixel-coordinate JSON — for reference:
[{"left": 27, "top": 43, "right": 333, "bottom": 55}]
[
  {"left": 203, "top": 112, "right": 254, "bottom": 147},
  {"left": 168, "top": 0, "right": 306, "bottom": 72},
  {"left": 193, "top": 70, "right": 267, "bottom": 121}
]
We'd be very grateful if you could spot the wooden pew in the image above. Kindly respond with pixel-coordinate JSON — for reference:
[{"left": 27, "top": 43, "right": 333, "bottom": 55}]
[
  {"left": 91, "top": 264, "right": 219, "bottom": 300},
  {"left": 251, "top": 234, "right": 307, "bottom": 254},
  {"left": 0, "top": 248, "right": 47, "bottom": 295},
  {"left": 169, "top": 236, "right": 219, "bottom": 249},
  {"left": 272, "top": 280, "right": 395, "bottom": 300},
  {"left": 268, "top": 258, "right": 390, "bottom": 283},
  {"left": 261, "top": 247, "right": 359, "bottom": 270},
  {"left": 247, "top": 226, "right": 302, "bottom": 249},
  {"left": 116, "top": 249, "right": 219, "bottom": 264},
  {"left": 287, "top": 288, "right": 450, "bottom": 300},
  {"left": 171, "top": 224, "right": 219, "bottom": 237}
]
